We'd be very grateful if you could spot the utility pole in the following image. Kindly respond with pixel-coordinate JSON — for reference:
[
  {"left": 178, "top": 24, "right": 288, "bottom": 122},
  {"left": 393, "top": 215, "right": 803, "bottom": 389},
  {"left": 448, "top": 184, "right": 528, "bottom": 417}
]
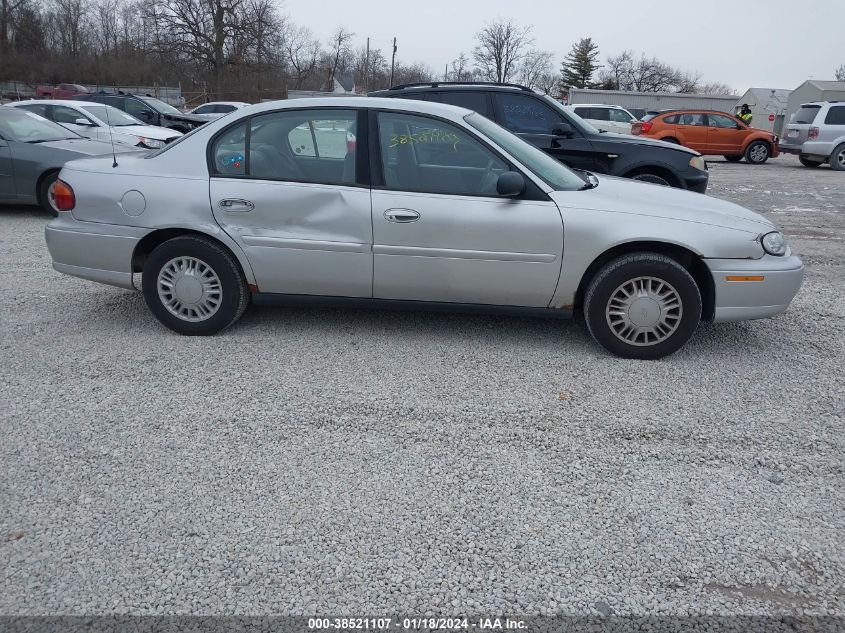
[
  {"left": 444, "top": 64, "right": 448, "bottom": 81},
  {"left": 390, "top": 37, "right": 397, "bottom": 87},
  {"left": 364, "top": 37, "right": 370, "bottom": 93}
]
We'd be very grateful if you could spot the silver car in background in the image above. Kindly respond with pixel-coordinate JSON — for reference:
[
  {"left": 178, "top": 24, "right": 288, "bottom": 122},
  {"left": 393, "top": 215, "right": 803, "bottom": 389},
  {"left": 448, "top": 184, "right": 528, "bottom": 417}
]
[
  {"left": 781, "top": 101, "right": 845, "bottom": 170},
  {"left": 44, "top": 97, "right": 804, "bottom": 359}
]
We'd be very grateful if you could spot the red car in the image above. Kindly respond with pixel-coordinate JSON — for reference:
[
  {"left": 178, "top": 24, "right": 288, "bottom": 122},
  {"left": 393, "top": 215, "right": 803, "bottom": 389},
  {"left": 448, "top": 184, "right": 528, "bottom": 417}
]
[{"left": 35, "top": 84, "right": 89, "bottom": 100}]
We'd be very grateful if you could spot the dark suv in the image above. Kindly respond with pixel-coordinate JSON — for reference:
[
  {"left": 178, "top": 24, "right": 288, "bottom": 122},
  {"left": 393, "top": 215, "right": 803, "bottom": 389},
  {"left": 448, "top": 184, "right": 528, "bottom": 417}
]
[
  {"left": 73, "top": 92, "right": 207, "bottom": 133},
  {"left": 370, "top": 83, "right": 709, "bottom": 192}
]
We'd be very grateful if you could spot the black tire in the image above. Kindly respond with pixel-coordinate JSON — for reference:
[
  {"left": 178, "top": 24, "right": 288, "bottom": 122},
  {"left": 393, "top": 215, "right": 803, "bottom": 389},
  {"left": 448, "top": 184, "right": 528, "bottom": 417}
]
[
  {"left": 37, "top": 171, "right": 60, "bottom": 216},
  {"left": 799, "top": 156, "right": 823, "bottom": 168},
  {"left": 830, "top": 143, "right": 845, "bottom": 172},
  {"left": 724, "top": 155, "right": 743, "bottom": 163},
  {"left": 584, "top": 253, "right": 702, "bottom": 360},
  {"left": 142, "top": 235, "right": 249, "bottom": 335},
  {"left": 630, "top": 172, "right": 672, "bottom": 187},
  {"left": 745, "top": 140, "right": 771, "bottom": 165},
  {"left": 661, "top": 137, "right": 679, "bottom": 144}
]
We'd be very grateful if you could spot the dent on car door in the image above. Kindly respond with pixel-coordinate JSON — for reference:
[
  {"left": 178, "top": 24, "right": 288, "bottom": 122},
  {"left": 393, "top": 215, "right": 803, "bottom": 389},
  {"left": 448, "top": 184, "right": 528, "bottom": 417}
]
[
  {"left": 494, "top": 93, "right": 597, "bottom": 171},
  {"left": 370, "top": 110, "right": 563, "bottom": 307},
  {"left": 209, "top": 108, "right": 373, "bottom": 297}
]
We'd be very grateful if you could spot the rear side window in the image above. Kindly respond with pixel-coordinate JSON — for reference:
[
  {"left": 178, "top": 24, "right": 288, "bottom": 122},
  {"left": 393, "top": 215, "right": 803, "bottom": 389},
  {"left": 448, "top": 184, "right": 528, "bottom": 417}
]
[
  {"left": 18, "top": 104, "right": 48, "bottom": 117},
  {"left": 609, "top": 109, "right": 633, "bottom": 123},
  {"left": 496, "top": 93, "right": 561, "bottom": 134},
  {"left": 793, "top": 106, "right": 820, "bottom": 124},
  {"left": 575, "top": 107, "right": 607, "bottom": 121},
  {"left": 431, "top": 92, "right": 492, "bottom": 117},
  {"left": 662, "top": 114, "right": 680, "bottom": 124},
  {"left": 824, "top": 106, "right": 845, "bottom": 125},
  {"left": 679, "top": 113, "right": 706, "bottom": 126}
]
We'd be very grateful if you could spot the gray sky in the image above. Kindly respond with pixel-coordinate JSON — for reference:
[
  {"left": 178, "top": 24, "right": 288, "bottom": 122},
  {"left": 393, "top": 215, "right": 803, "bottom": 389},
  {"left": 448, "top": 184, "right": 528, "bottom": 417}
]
[{"left": 283, "top": 0, "right": 843, "bottom": 92}]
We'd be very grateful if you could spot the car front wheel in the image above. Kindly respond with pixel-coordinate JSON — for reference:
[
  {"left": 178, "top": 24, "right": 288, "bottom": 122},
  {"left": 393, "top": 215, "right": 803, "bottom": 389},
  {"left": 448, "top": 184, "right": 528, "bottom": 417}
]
[
  {"left": 830, "top": 143, "right": 845, "bottom": 172},
  {"left": 584, "top": 253, "right": 702, "bottom": 359},
  {"left": 142, "top": 235, "right": 249, "bottom": 335},
  {"left": 745, "top": 141, "right": 770, "bottom": 164}
]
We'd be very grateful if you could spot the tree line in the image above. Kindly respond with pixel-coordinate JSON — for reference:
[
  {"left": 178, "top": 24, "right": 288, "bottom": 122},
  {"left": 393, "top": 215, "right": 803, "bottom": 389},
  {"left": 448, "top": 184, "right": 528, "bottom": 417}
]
[{"left": 0, "top": 4, "right": 736, "bottom": 103}]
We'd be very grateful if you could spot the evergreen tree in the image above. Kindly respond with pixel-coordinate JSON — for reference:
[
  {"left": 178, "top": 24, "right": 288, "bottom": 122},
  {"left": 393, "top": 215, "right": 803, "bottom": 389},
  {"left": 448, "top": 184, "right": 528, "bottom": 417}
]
[{"left": 559, "top": 37, "right": 600, "bottom": 89}]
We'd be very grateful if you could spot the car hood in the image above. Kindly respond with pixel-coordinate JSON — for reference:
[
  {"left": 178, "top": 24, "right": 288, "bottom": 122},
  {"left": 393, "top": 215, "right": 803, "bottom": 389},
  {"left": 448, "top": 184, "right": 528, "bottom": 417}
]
[
  {"left": 592, "top": 131, "right": 700, "bottom": 154},
  {"left": 35, "top": 138, "right": 140, "bottom": 155},
  {"left": 161, "top": 112, "right": 207, "bottom": 124},
  {"left": 114, "top": 125, "right": 181, "bottom": 140},
  {"left": 552, "top": 174, "right": 776, "bottom": 234}
]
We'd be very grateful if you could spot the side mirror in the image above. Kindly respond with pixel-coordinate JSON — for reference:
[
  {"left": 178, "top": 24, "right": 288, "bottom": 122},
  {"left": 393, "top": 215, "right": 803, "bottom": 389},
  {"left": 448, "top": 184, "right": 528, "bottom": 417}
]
[
  {"left": 74, "top": 118, "right": 95, "bottom": 126},
  {"left": 551, "top": 122, "right": 575, "bottom": 138},
  {"left": 497, "top": 171, "right": 526, "bottom": 198}
]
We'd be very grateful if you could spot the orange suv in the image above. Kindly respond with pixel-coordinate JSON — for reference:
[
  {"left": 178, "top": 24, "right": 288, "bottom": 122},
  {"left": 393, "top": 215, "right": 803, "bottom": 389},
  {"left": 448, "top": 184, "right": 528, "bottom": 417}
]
[{"left": 632, "top": 109, "right": 780, "bottom": 164}]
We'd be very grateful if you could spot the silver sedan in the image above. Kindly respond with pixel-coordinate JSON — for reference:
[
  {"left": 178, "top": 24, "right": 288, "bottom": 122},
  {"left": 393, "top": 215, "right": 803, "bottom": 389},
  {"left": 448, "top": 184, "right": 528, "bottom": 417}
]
[{"left": 44, "top": 97, "right": 804, "bottom": 359}]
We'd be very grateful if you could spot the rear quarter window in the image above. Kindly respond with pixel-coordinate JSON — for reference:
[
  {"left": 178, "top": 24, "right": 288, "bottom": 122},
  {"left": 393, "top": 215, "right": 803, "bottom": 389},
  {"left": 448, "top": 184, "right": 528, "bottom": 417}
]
[{"left": 824, "top": 106, "right": 845, "bottom": 125}]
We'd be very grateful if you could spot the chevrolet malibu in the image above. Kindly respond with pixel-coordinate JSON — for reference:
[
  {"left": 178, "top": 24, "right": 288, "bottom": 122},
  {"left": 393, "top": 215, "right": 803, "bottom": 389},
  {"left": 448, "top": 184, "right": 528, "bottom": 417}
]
[{"left": 45, "top": 98, "right": 804, "bottom": 359}]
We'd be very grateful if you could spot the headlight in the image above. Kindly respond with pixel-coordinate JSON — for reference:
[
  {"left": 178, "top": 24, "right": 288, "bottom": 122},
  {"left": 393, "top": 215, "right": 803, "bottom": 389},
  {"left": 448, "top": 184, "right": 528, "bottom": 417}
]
[
  {"left": 689, "top": 155, "right": 707, "bottom": 171},
  {"left": 761, "top": 231, "right": 787, "bottom": 256},
  {"left": 137, "top": 137, "right": 164, "bottom": 149}
]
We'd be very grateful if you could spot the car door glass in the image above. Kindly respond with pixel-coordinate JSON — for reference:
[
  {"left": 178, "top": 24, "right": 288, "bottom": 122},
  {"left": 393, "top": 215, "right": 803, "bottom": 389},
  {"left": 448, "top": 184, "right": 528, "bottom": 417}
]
[
  {"left": 211, "top": 121, "right": 247, "bottom": 176},
  {"left": 679, "top": 113, "right": 706, "bottom": 126},
  {"left": 251, "top": 109, "right": 356, "bottom": 184},
  {"left": 496, "top": 93, "right": 561, "bottom": 134},
  {"left": 434, "top": 92, "right": 491, "bottom": 117},
  {"left": 377, "top": 111, "right": 507, "bottom": 196},
  {"left": 194, "top": 104, "right": 215, "bottom": 115},
  {"left": 709, "top": 114, "right": 738, "bottom": 129},
  {"left": 825, "top": 106, "right": 845, "bottom": 125},
  {"left": 124, "top": 98, "right": 150, "bottom": 119},
  {"left": 609, "top": 109, "right": 633, "bottom": 123},
  {"left": 18, "top": 104, "right": 48, "bottom": 117},
  {"left": 52, "top": 105, "right": 88, "bottom": 125}
]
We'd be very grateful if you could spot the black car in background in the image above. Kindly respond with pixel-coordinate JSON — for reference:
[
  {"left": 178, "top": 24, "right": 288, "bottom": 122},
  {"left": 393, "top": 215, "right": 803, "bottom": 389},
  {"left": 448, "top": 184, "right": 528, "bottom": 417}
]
[
  {"left": 73, "top": 92, "right": 206, "bottom": 133},
  {"left": 370, "top": 83, "right": 709, "bottom": 192}
]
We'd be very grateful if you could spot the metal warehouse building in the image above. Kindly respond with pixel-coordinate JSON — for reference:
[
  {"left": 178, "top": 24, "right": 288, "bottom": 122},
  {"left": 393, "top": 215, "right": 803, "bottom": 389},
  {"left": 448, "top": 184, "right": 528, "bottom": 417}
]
[
  {"left": 735, "top": 88, "right": 791, "bottom": 135},
  {"left": 784, "top": 80, "right": 845, "bottom": 125},
  {"left": 567, "top": 88, "right": 740, "bottom": 114}
]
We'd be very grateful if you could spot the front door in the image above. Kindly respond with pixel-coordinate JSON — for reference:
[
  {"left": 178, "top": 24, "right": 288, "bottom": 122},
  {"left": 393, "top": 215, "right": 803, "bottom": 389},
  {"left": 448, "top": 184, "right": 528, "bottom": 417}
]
[
  {"left": 706, "top": 113, "right": 746, "bottom": 155},
  {"left": 209, "top": 107, "right": 373, "bottom": 297},
  {"left": 493, "top": 92, "right": 598, "bottom": 172},
  {"left": 371, "top": 110, "right": 563, "bottom": 307},
  {"left": 676, "top": 112, "right": 709, "bottom": 152},
  {"left": 49, "top": 105, "right": 96, "bottom": 139}
]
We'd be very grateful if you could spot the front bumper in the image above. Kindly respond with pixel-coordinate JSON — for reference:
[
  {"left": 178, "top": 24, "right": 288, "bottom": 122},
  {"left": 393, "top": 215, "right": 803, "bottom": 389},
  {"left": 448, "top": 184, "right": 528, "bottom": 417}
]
[
  {"left": 682, "top": 169, "right": 709, "bottom": 194},
  {"left": 45, "top": 214, "right": 149, "bottom": 290},
  {"left": 706, "top": 255, "right": 804, "bottom": 322}
]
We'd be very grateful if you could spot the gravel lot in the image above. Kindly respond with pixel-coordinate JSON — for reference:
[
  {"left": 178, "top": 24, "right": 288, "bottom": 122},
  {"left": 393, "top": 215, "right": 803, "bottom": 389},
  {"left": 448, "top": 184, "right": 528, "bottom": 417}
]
[{"left": 1, "top": 155, "right": 843, "bottom": 618}]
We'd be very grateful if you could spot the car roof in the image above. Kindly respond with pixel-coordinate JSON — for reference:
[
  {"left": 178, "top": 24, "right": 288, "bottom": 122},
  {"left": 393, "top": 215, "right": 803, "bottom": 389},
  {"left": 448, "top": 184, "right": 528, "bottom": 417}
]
[
  {"left": 234, "top": 96, "right": 474, "bottom": 121},
  {"left": 197, "top": 101, "right": 249, "bottom": 107},
  {"left": 371, "top": 81, "right": 535, "bottom": 96},
  {"left": 11, "top": 99, "right": 87, "bottom": 107},
  {"left": 568, "top": 103, "right": 627, "bottom": 108}
]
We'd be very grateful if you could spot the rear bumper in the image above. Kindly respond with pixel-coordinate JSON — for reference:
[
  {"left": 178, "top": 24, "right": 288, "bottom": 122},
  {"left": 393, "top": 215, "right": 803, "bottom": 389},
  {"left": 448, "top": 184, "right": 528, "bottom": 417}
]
[
  {"left": 45, "top": 214, "right": 149, "bottom": 290},
  {"left": 706, "top": 255, "right": 804, "bottom": 323},
  {"left": 779, "top": 144, "right": 802, "bottom": 155},
  {"left": 800, "top": 141, "right": 836, "bottom": 159}
]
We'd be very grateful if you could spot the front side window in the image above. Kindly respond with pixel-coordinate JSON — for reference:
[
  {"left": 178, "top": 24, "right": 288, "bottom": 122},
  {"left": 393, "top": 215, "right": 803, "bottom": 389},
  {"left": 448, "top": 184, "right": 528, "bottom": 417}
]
[
  {"left": 211, "top": 109, "right": 357, "bottom": 185},
  {"left": 79, "top": 105, "right": 141, "bottom": 127},
  {"left": 825, "top": 106, "right": 845, "bottom": 125},
  {"left": 125, "top": 98, "right": 153, "bottom": 119},
  {"left": 52, "top": 105, "right": 90, "bottom": 125},
  {"left": 709, "top": 114, "right": 739, "bottom": 129},
  {"left": 496, "top": 93, "right": 562, "bottom": 134},
  {"left": 679, "top": 113, "right": 706, "bottom": 126},
  {"left": 377, "top": 111, "right": 507, "bottom": 196}
]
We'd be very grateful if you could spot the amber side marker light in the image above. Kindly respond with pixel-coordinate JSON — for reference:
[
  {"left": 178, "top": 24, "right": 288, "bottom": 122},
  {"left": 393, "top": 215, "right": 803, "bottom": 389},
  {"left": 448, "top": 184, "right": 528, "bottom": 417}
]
[
  {"left": 726, "top": 275, "right": 765, "bottom": 282},
  {"left": 52, "top": 179, "right": 75, "bottom": 212}
]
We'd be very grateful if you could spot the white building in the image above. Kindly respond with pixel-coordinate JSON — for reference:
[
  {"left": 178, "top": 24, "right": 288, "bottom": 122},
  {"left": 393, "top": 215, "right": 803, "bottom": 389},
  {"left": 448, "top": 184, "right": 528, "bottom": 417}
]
[
  {"left": 566, "top": 88, "right": 740, "bottom": 116},
  {"left": 784, "top": 80, "right": 845, "bottom": 126},
  {"left": 734, "top": 88, "right": 791, "bottom": 134}
]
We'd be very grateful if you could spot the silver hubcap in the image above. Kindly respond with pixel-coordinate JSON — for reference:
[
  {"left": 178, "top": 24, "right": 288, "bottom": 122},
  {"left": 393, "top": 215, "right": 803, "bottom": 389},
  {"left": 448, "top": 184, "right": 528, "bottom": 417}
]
[
  {"left": 750, "top": 144, "right": 768, "bottom": 162},
  {"left": 606, "top": 276, "right": 683, "bottom": 347},
  {"left": 157, "top": 256, "right": 222, "bottom": 322},
  {"left": 837, "top": 149, "right": 845, "bottom": 168}
]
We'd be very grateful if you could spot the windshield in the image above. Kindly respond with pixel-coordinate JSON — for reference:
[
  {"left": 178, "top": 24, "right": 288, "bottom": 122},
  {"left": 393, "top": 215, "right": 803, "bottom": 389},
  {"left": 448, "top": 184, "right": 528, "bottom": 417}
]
[
  {"left": 141, "top": 97, "right": 183, "bottom": 116},
  {"left": 0, "top": 108, "right": 79, "bottom": 142},
  {"left": 79, "top": 104, "right": 142, "bottom": 127},
  {"left": 465, "top": 113, "right": 587, "bottom": 192}
]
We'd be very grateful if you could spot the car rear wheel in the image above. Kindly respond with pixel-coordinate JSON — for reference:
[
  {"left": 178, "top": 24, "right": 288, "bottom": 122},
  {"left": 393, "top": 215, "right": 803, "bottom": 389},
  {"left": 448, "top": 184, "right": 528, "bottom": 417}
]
[
  {"left": 584, "top": 253, "right": 702, "bottom": 360},
  {"left": 799, "top": 156, "right": 823, "bottom": 168},
  {"left": 661, "top": 137, "right": 679, "bottom": 144},
  {"left": 724, "top": 155, "right": 743, "bottom": 162},
  {"left": 745, "top": 141, "right": 770, "bottom": 164},
  {"left": 630, "top": 172, "right": 672, "bottom": 187},
  {"left": 38, "top": 171, "right": 60, "bottom": 216},
  {"left": 830, "top": 143, "right": 845, "bottom": 171},
  {"left": 142, "top": 235, "right": 249, "bottom": 335}
]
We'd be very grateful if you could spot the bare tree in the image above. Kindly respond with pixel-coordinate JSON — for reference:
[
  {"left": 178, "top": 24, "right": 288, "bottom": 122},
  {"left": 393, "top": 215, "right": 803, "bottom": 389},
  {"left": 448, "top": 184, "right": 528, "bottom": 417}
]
[
  {"left": 450, "top": 52, "right": 473, "bottom": 81},
  {"left": 50, "top": 0, "right": 89, "bottom": 58},
  {"left": 284, "top": 24, "right": 321, "bottom": 89},
  {"left": 699, "top": 82, "right": 734, "bottom": 95},
  {"left": 836, "top": 65, "right": 845, "bottom": 81},
  {"left": 324, "top": 25, "right": 353, "bottom": 91},
  {"left": 473, "top": 18, "right": 533, "bottom": 83},
  {"left": 519, "top": 48, "right": 553, "bottom": 91}
]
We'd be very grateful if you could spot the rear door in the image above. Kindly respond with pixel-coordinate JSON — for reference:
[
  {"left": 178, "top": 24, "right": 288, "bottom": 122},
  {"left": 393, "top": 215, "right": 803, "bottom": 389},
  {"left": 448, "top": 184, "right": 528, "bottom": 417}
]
[
  {"left": 494, "top": 92, "right": 598, "bottom": 171},
  {"left": 209, "top": 107, "right": 373, "bottom": 297},
  {"left": 370, "top": 109, "right": 563, "bottom": 307},
  {"left": 676, "top": 112, "right": 709, "bottom": 152},
  {"left": 821, "top": 105, "right": 845, "bottom": 146},
  {"left": 706, "top": 113, "right": 746, "bottom": 154}
]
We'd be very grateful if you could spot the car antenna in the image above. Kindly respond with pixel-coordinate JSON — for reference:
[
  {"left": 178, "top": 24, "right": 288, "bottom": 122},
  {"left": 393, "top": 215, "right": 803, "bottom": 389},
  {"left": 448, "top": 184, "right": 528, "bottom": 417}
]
[{"left": 103, "top": 103, "right": 118, "bottom": 168}]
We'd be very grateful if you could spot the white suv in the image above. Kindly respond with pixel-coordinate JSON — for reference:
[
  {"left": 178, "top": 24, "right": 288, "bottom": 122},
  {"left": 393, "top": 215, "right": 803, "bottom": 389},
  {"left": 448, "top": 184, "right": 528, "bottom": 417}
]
[
  {"left": 781, "top": 101, "right": 845, "bottom": 170},
  {"left": 564, "top": 104, "right": 638, "bottom": 135}
]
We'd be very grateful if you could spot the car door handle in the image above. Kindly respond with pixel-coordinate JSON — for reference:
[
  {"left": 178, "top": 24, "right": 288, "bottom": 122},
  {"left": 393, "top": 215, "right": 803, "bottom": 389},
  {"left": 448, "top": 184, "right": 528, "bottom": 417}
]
[
  {"left": 219, "top": 198, "right": 255, "bottom": 213},
  {"left": 384, "top": 208, "right": 420, "bottom": 223}
]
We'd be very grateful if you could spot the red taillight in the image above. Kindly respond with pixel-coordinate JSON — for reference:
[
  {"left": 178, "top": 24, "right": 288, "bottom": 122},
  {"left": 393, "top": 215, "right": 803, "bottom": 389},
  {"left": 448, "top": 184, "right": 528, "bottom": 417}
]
[
  {"left": 52, "top": 179, "right": 75, "bottom": 212},
  {"left": 635, "top": 121, "right": 653, "bottom": 135},
  {"left": 809, "top": 127, "right": 819, "bottom": 140}
]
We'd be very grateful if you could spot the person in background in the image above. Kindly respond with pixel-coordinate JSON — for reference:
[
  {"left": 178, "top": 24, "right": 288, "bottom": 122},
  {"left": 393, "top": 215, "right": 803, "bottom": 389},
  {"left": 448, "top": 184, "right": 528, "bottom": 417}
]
[{"left": 737, "top": 104, "right": 753, "bottom": 126}]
